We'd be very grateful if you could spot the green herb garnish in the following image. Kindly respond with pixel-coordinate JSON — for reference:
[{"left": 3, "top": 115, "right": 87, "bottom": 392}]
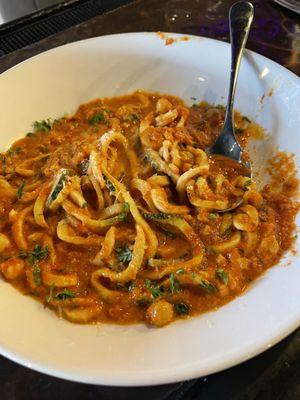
[
  {"left": 215, "top": 268, "right": 229, "bottom": 285},
  {"left": 89, "top": 109, "right": 109, "bottom": 125},
  {"left": 28, "top": 244, "right": 49, "bottom": 265},
  {"left": 162, "top": 229, "right": 176, "bottom": 239},
  {"left": 169, "top": 273, "right": 180, "bottom": 294},
  {"left": 51, "top": 170, "right": 68, "bottom": 201},
  {"left": 174, "top": 302, "right": 190, "bottom": 315},
  {"left": 208, "top": 213, "right": 218, "bottom": 220},
  {"left": 243, "top": 179, "right": 252, "bottom": 190},
  {"left": 103, "top": 174, "right": 115, "bottom": 194},
  {"left": 53, "top": 118, "right": 64, "bottom": 126},
  {"left": 34, "top": 119, "right": 52, "bottom": 132},
  {"left": 33, "top": 265, "right": 42, "bottom": 285},
  {"left": 118, "top": 202, "right": 130, "bottom": 222},
  {"left": 115, "top": 245, "right": 132, "bottom": 264},
  {"left": 26, "top": 132, "right": 36, "bottom": 137},
  {"left": 176, "top": 268, "right": 185, "bottom": 275},
  {"left": 17, "top": 179, "right": 26, "bottom": 199},
  {"left": 126, "top": 113, "right": 140, "bottom": 123},
  {"left": 55, "top": 288, "right": 75, "bottom": 300},
  {"left": 18, "top": 244, "right": 49, "bottom": 265},
  {"left": 6, "top": 147, "right": 22, "bottom": 155},
  {"left": 145, "top": 279, "right": 163, "bottom": 299},
  {"left": 136, "top": 297, "right": 152, "bottom": 307},
  {"left": 199, "top": 279, "right": 216, "bottom": 293},
  {"left": 142, "top": 212, "right": 171, "bottom": 220}
]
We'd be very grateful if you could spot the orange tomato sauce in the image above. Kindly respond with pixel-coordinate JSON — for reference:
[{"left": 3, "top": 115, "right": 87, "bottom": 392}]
[{"left": 0, "top": 91, "right": 298, "bottom": 327}]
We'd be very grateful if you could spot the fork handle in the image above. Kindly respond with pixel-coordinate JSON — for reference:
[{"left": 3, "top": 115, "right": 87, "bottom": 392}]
[{"left": 224, "top": 1, "right": 254, "bottom": 131}]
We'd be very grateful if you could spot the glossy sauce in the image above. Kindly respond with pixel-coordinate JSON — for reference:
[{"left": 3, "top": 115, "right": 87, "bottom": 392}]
[{"left": 0, "top": 92, "right": 298, "bottom": 326}]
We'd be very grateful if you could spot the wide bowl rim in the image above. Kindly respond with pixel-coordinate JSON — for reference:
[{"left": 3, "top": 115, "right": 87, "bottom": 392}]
[{"left": 0, "top": 32, "right": 299, "bottom": 386}]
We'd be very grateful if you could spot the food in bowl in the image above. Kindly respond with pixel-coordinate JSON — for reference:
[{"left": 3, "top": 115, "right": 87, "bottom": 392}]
[{"left": 0, "top": 91, "right": 298, "bottom": 327}]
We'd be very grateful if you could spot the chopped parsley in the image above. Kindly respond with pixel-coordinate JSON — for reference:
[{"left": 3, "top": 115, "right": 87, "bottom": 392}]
[
  {"left": 6, "top": 147, "right": 22, "bottom": 155},
  {"left": 125, "top": 113, "right": 140, "bottom": 123},
  {"left": 33, "top": 265, "right": 42, "bottom": 285},
  {"left": 28, "top": 245, "right": 49, "bottom": 265},
  {"left": 55, "top": 288, "right": 75, "bottom": 300},
  {"left": 103, "top": 175, "right": 115, "bottom": 194},
  {"left": 33, "top": 119, "right": 52, "bottom": 132},
  {"left": 215, "top": 268, "right": 229, "bottom": 285},
  {"left": 26, "top": 132, "right": 36, "bottom": 138},
  {"left": 136, "top": 297, "right": 152, "bottom": 307},
  {"left": 142, "top": 212, "right": 171, "bottom": 220},
  {"left": 145, "top": 279, "right": 163, "bottom": 299},
  {"left": 53, "top": 118, "right": 63, "bottom": 126},
  {"left": 174, "top": 302, "right": 190, "bottom": 315},
  {"left": 124, "top": 202, "right": 130, "bottom": 212},
  {"left": 199, "top": 279, "right": 216, "bottom": 293},
  {"left": 17, "top": 179, "right": 26, "bottom": 199},
  {"left": 169, "top": 273, "right": 181, "bottom": 294},
  {"left": 115, "top": 245, "right": 132, "bottom": 264},
  {"left": 118, "top": 202, "right": 130, "bottom": 222},
  {"left": 243, "top": 179, "right": 252, "bottom": 190},
  {"left": 176, "top": 268, "right": 185, "bottom": 275},
  {"left": 51, "top": 170, "right": 68, "bottom": 201},
  {"left": 19, "top": 245, "right": 48, "bottom": 265},
  {"left": 89, "top": 109, "right": 109, "bottom": 125},
  {"left": 208, "top": 213, "right": 218, "bottom": 220},
  {"left": 162, "top": 229, "right": 176, "bottom": 239}
]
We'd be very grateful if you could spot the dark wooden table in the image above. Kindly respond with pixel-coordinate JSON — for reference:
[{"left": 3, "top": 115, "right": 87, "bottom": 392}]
[{"left": 1, "top": 1, "right": 299, "bottom": 399}]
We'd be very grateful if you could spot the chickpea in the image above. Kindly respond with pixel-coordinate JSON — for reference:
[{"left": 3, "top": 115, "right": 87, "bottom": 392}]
[
  {"left": 146, "top": 299, "right": 174, "bottom": 327},
  {"left": 0, "top": 258, "right": 24, "bottom": 280}
]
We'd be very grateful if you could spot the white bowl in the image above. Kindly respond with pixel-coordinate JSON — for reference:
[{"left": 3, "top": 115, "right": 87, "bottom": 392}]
[{"left": 0, "top": 33, "right": 299, "bottom": 386}]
